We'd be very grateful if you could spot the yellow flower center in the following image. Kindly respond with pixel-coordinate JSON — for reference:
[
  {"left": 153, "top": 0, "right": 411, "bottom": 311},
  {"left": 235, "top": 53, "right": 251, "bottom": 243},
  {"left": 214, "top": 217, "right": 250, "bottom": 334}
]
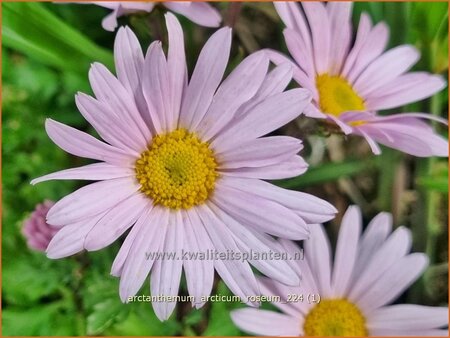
[
  {"left": 135, "top": 129, "right": 218, "bottom": 210},
  {"left": 316, "top": 74, "right": 366, "bottom": 116},
  {"left": 303, "top": 299, "right": 368, "bottom": 336}
]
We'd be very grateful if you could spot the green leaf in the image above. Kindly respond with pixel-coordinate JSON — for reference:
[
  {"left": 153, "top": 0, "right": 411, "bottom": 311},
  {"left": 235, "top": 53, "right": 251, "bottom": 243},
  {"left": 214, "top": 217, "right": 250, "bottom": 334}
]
[
  {"left": 203, "top": 282, "right": 243, "bottom": 336},
  {"left": 2, "top": 255, "right": 72, "bottom": 306},
  {"left": 2, "top": 304, "right": 77, "bottom": 336},
  {"left": 417, "top": 165, "right": 449, "bottom": 193},
  {"left": 2, "top": 2, "right": 113, "bottom": 74},
  {"left": 87, "top": 298, "right": 129, "bottom": 335},
  {"left": 275, "top": 159, "right": 377, "bottom": 189}
]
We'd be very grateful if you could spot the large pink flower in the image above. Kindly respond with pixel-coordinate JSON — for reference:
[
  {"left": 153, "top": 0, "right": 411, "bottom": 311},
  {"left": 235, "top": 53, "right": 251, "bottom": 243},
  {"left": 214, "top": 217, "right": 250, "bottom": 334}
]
[
  {"left": 89, "top": 1, "right": 221, "bottom": 31},
  {"left": 231, "top": 206, "right": 449, "bottom": 336},
  {"left": 267, "top": 2, "right": 448, "bottom": 157},
  {"left": 32, "top": 14, "right": 337, "bottom": 321}
]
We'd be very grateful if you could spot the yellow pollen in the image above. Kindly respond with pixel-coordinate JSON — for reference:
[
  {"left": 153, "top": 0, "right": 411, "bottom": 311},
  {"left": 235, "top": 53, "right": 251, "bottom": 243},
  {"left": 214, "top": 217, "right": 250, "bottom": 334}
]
[
  {"left": 316, "top": 74, "right": 366, "bottom": 116},
  {"left": 303, "top": 299, "right": 368, "bottom": 336},
  {"left": 135, "top": 129, "right": 218, "bottom": 210}
]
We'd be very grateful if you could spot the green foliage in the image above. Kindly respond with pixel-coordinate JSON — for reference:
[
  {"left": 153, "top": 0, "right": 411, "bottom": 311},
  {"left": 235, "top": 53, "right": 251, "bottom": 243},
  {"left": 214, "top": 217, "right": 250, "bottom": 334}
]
[
  {"left": 2, "top": 2, "right": 113, "bottom": 75},
  {"left": 2, "top": 2, "right": 448, "bottom": 336}
]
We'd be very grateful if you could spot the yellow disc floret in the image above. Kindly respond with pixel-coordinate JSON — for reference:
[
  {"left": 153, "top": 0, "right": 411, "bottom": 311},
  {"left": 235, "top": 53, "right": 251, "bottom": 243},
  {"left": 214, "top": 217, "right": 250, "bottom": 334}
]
[
  {"left": 135, "top": 129, "right": 218, "bottom": 210},
  {"left": 316, "top": 74, "right": 366, "bottom": 117},
  {"left": 303, "top": 299, "right": 368, "bottom": 336}
]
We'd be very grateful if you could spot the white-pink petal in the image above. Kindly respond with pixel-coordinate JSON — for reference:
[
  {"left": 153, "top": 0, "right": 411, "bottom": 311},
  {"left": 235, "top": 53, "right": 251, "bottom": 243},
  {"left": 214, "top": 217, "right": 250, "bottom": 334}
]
[
  {"left": 47, "top": 177, "right": 140, "bottom": 226},
  {"left": 166, "top": 13, "right": 187, "bottom": 130},
  {"left": 331, "top": 205, "right": 361, "bottom": 296},
  {"left": 45, "top": 119, "right": 135, "bottom": 166},
  {"left": 183, "top": 209, "right": 214, "bottom": 308},
  {"left": 213, "top": 183, "right": 309, "bottom": 240},
  {"left": 84, "top": 193, "right": 149, "bottom": 251},
  {"left": 212, "top": 89, "right": 311, "bottom": 153},
  {"left": 217, "top": 136, "right": 302, "bottom": 169},
  {"left": 31, "top": 163, "right": 134, "bottom": 185},
  {"left": 231, "top": 308, "right": 301, "bottom": 336},
  {"left": 46, "top": 212, "right": 106, "bottom": 259},
  {"left": 150, "top": 212, "right": 184, "bottom": 321},
  {"left": 119, "top": 206, "right": 168, "bottom": 302},
  {"left": 197, "top": 51, "right": 269, "bottom": 140},
  {"left": 179, "top": 27, "right": 232, "bottom": 130},
  {"left": 367, "top": 305, "right": 448, "bottom": 331},
  {"left": 196, "top": 205, "right": 260, "bottom": 305}
]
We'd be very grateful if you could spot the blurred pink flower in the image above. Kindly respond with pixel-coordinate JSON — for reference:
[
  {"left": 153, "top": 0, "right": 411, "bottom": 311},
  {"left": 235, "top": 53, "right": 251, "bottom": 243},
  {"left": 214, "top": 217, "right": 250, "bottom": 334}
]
[
  {"left": 32, "top": 14, "right": 337, "bottom": 321},
  {"left": 268, "top": 2, "right": 448, "bottom": 157},
  {"left": 22, "top": 200, "right": 57, "bottom": 252},
  {"left": 231, "top": 206, "right": 449, "bottom": 336},
  {"left": 89, "top": 1, "right": 221, "bottom": 31}
]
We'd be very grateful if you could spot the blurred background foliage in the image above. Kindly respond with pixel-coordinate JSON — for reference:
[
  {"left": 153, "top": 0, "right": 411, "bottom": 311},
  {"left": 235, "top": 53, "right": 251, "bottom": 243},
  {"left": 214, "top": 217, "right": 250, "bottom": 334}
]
[{"left": 2, "top": 1, "right": 448, "bottom": 335}]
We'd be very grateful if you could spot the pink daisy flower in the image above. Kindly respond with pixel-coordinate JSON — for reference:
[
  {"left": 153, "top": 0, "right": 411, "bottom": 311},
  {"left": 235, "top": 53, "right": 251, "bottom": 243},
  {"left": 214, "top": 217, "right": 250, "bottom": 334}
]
[
  {"left": 231, "top": 206, "right": 449, "bottom": 336},
  {"left": 22, "top": 200, "right": 58, "bottom": 252},
  {"left": 32, "top": 14, "right": 337, "bottom": 321},
  {"left": 267, "top": 2, "right": 448, "bottom": 157},
  {"left": 87, "top": 1, "right": 221, "bottom": 31}
]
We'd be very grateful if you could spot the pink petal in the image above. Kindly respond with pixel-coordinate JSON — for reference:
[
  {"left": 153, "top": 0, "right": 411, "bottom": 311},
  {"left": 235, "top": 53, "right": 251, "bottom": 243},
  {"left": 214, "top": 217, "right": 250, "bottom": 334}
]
[
  {"left": 114, "top": 26, "right": 144, "bottom": 99},
  {"left": 119, "top": 206, "right": 168, "bottom": 302},
  {"left": 88, "top": 63, "right": 151, "bottom": 144},
  {"left": 274, "top": 2, "right": 315, "bottom": 75},
  {"left": 348, "top": 226, "right": 412, "bottom": 301},
  {"left": 101, "top": 9, "right": 119, "bottom": 32},
  {"left": 151, "top": 212, "right": 184, "bottom": 321},
  {"left": 218, "top": 176, "right": 336, "bottom": 222},
  {"left": 370, "top": 328, "right": 448, "bottom": 336},
  {"left": 197, "top": 51, "right": 269, "bottom": 140},
  {"left": 327, "top": 2, "right": 353, "bottom": 75},
  {"left": 45, "top": 119, "right": 135, "bottom": 166},
  {"left": 341, "top": 13, "right": 373, "bottom": 77},
  {"left": 84, "top": 193, "right": 149, "bottom": 251},
  {"left": 142, "top": 41, "right": 172, "bottom": 133},
  {"left": 352, "top": 212, "right": 392, "bottom": 277},
  {"left": 356, "top": 253, "right": 428, "bottom": 313},
  {"left": 208, "top": 202, "right": 300, "bottom": 286},
  {"left": 365, "top": 73, "right": 446, "bottom": 110},
  {"left": 283, "top": 28, "right": 316, "bottom": 79},
  {"left": 304, "top": 225, "right": 333, "bottom": 298},
  {"left": 166, "top": 13, "right": 187, "bottom": 129},
  {"left": 111, "top": 209, "right": 148, "bottom": 277},
  {"left": 257, "top": 276, "right": 304, "bottom": 317},
  {"left": 235, "top": 63, "right": 294, "bottom": 118},
  {"left": 346, "top": 22, "right": 389, "bottom": 83},
  {"left": 179, "top": 27, "right": 232, "bottom": 130},
  {"left": 331, "top": 206, "right": 362, "bottom": 296},
  {"left": 183, "top": 209, "right": 214, "bottom": 308},
  {"left": 212, "top": 183, "right": 309, "bottom": 240},
  {"left": 280, "top": 238, "right": 320, "bottom": 297},
  {"left": 31, "top": 163, "right": 134, "bottom": 185},
  {"left": 263, "top": 48, "right": 317, "bottom": 97},
  {"left": 75, "top": 93, "right": 144, "bottom": 153},
  {"left": 47, "top": 177, "right": 140, "bottom": 226},
  {"left": 302, "top": 2, "right": 331, "bottom": 73},
  {"left": 220, "top": 155, "right": 308, "bottom": 180},
  {"left": 356, "top": 120, "right": 448, "bottom": 157},
  {"left": 46, "top": 212, "right": 106, "bottom": 259},
  {"left": 367, "top": 305, "right": 448, "bottom": 331},
  {"left": 212, "top": 89, "right": 311, "bottom": 153},
  {"left": 113, "top": 26, "right": 150, "bottom": 126},
  {"left": 196, "top": 205, "right": 260, "bottom": 305},
  {"left": 164, "top": 2, "right": 221, "bottom": 28},
  {"left": 353, "top": 45, "right": 420, "bottom": 96},
  {"left": 217, "top": 136, "right": 302, "bottom": 169},
  {"left": 231, "top": 308, "right": 301, "bottom": 336}
]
